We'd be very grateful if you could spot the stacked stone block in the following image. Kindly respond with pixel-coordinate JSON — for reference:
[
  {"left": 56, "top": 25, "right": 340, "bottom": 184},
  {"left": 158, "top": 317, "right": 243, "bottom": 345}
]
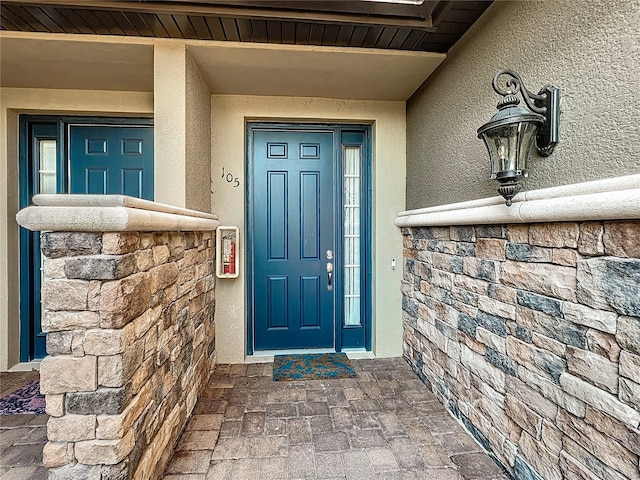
[
  {"left": 401, "top": 221, "right": 640, "bottom": 480},
  {"left": 38, "top": 231, "right": 217, "bottom": 479}
]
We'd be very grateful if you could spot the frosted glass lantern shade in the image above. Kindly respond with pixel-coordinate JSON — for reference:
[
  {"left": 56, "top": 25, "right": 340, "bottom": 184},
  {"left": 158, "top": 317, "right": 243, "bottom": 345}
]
[{"left": 480, "top": 120, "right": 539, "bottom": 182}]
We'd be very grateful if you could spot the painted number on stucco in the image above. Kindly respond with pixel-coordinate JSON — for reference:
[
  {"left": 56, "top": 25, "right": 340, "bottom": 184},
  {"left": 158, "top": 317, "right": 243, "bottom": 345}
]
[{"left": 221, "top": 167, "right": 240, "bottom": 187}]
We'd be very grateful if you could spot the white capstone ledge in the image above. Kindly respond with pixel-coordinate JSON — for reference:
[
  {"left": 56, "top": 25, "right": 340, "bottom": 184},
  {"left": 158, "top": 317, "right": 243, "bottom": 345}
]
[
  {"left": 16, "top": 194, "right": 220, "bottom": 232},
  {"left": 395, "top": 175, "right": 640, "bottom": 227},
  {"left": 32, "top": 194, "right": 217, "bottom": 220}
]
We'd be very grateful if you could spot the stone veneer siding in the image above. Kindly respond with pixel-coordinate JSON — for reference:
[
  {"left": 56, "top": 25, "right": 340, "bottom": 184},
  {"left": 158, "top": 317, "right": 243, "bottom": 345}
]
[
  {"left": 401, "top": 221, "right": 640, "bottom": 480},
  {"left": 38, "top": 230, "right": 217, "bottom": 479}
]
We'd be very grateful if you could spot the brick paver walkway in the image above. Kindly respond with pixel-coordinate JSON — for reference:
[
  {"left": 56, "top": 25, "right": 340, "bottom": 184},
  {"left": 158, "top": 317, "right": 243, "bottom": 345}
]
[
  {"left": 0, "top": 371, "right": 48, "bottom": 480},
  {"left": 0, "top": 414, "right": 48, "bottom": 480},
  {"left": 163, "top": 358, "right": 508, "bottom": 480}
]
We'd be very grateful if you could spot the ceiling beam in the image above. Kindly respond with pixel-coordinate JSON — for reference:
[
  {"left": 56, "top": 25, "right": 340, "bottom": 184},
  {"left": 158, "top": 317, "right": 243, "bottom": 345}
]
[
  {"left": 431, "top": 1, "right": 453, "bottom": 27},
  {"left": 0, "top": 0, "right": 439, "bottom": 29}
]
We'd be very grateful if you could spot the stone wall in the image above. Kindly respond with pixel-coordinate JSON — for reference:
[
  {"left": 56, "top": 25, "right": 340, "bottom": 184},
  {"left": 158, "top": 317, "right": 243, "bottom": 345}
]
[
  {"left": 38, "top": 230, "right": 217, "bottom": 479},
  {"left": 401, "top": 221, "right": 640, "bottom": 480}
]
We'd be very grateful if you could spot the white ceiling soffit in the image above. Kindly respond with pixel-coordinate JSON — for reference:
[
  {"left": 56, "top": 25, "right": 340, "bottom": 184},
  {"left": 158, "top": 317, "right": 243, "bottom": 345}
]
[
  {"left": 188, "top": 42, "right": 444, "bottom": 101},
  {"left": 0, "top": 33, "right": 445, "bottom": 101},
  {"left": 0, "top": 35, "right": 155, "bottom": 92}
]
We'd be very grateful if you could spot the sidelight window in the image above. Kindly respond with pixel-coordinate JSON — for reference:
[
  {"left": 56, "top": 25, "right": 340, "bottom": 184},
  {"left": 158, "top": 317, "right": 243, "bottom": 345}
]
[{"left": 343, "top": 145, "right": 361, "bottom": 327}]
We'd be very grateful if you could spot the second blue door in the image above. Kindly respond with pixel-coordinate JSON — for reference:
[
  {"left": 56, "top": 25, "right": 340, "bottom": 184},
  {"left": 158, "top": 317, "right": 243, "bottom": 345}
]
[
  {"left": 70, "top": 125, "right": 154, "bottom": 198},
  {"left": 252, "top": 129, "right": 335, "bottom": 350}
]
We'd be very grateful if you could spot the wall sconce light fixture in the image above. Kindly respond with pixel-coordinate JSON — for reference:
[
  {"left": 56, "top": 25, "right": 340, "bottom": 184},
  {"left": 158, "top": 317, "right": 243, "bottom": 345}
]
[{"left": 477, "top": 70, "right": 560, "bottom": 206}]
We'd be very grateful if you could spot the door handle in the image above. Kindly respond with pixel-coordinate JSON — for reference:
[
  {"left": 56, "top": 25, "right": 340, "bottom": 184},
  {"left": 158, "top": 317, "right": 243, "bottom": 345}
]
[{"left": 327, "top": 262, "right": 333, "bottom": 291}]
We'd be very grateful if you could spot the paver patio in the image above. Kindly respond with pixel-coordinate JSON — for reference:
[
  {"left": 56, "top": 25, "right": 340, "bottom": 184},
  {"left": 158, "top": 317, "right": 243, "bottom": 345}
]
[
  {"left": 0, "top": 413, "right": 48, "bottom": 480},
  {"left": 0, "top": 371, "right": 48, "bottom": 480},
  {"left": 163, "top": 357, "right": 508, "bottom": 480},
  {"left": 0, "top": 359, "right": 508, "bottom": 479}
]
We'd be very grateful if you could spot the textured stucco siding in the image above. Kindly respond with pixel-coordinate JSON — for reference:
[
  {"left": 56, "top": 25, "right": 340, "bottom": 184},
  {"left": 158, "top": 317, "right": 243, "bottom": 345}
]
[
  {"left": 154, "top": 42, "right": 188, "bottom": 209},
  {"left": 406, "top": 0, "right": 640, "bottom": 209},
  {"left": 155, "top": 43, "right": 212, "bottom": 213},
  {"left": 185, "top": 49, "right": 212, "bottom": 213}
]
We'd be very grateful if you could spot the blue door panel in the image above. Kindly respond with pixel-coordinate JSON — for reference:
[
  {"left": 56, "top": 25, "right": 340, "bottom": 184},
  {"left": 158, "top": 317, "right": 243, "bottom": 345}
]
[
  {"left": 122, "top": 138, "right": 144, "bottom": 155},
  {"left": 268, "top": 172, "right": 288, "bottom": 260},
  {"left": 301, "top": 276, "right": 321, "bottom": 328},
  {"left": 253, "top": 130, "right": 334, "bottom": 350},
  {"left": 86, "top": 138, "right": 108, "bottom": 154},
  {"left": 267, "top": 276, "right": 288, "bottom": 329},
  {"left": 86, "top": 168, "right": 107, "bottom": 194},
  {"left": 301, "top": 172, "right": 320, "bottom": 259},
  {"left": 122, "top": 169, "right": 143, "bottom": 197}
]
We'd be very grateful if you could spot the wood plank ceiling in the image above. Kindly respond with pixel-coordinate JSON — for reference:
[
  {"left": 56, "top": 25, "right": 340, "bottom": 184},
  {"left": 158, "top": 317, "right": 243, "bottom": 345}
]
[{"left": 1, "top": 1, "right": 492, "bottom": 53}]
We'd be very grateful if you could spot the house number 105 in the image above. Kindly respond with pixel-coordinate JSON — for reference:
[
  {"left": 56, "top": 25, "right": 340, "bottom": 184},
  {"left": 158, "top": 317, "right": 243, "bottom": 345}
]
[{"left": 221, "top": 167, "right": 240, "bottom": 187}]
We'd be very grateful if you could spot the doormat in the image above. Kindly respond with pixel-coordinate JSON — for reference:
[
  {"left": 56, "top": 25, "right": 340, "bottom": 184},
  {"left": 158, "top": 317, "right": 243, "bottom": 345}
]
[
  {"left": 0, "top": 380, "right": 46, "bottom": 415},
  {"left": 273, "top": 353, "right": 357, "bottom": 381}
]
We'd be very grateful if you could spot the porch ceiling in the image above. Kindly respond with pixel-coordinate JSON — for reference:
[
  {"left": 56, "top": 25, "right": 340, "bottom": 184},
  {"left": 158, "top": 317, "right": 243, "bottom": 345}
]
[
  {"left": 1, "top": 0, "right": 490, "bottom": 100},
  {"left": 187, "top": 42, "right": 445, "bottom": 100},
  {"left": 0, "top": 35, "right": 155, "bottom": 92},
  {"left": 0, "top": 32, "right": 444, "bottom": 101}
]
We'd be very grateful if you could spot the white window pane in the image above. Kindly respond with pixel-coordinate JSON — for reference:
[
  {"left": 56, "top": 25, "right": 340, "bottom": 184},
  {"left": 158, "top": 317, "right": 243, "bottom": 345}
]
[
  {"left": 39, "top": 139, "right": 57, "bottom": 194},
  {"left": 39, "top": 173, "right": 56, "bottom": 194}
]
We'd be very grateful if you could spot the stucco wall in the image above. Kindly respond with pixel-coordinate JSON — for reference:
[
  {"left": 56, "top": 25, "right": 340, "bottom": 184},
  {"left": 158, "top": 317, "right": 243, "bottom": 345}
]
[
  {"left": 185, "top": 49, "right": 212, "bottom": 213},
  {"left": 211, "top": 95, "right": 406, "bottom": 363},
  {"left": 0, "top": 87, "right": 153, "bottom": 370},
  {"left": 0, "top": 109, "right": 19, "bottom": 372},
  {"left": 406, "top": 0, "right": 640, "bottom": 209},
  {"left": 154, "top": 42, "right": 187, "bottom": 209},
  {"left": 154, "top": 43, "right": 212, "bottom": 213}
]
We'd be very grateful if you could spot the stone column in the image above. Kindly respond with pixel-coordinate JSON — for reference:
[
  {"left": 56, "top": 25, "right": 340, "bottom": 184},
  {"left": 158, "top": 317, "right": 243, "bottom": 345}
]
[{"left": 16, "top": 195, "right": 220, "bottom": 479}]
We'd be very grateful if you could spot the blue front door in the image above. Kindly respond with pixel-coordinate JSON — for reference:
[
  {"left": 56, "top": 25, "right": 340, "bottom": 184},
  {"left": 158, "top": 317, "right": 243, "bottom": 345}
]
[
  {"left": 251, "top": 128, "right": 336, "bottom": 350},
  {"left": 19, "top": 117, "right": 153, "bottom": 362}
]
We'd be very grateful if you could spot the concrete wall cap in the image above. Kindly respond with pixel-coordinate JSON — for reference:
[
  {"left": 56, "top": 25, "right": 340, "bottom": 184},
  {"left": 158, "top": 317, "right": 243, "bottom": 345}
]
[
  {"left": 396, "top": 176, "right": 640, "bottom": 227},
  {"left": 32, "top": 194, "right": 217, "bottom": 220},
  {"left": 16, "top": 204, "right": 220, "bottom": 232}
]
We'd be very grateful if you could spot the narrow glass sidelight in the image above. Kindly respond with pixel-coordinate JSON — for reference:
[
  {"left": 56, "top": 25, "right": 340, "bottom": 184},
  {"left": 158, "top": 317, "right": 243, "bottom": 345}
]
[
  {"left": 38, "top": 139, "right": 57, "bottom": 194},
  {"left": 343, "top": 146, "right": 361, "bottom": 327}
]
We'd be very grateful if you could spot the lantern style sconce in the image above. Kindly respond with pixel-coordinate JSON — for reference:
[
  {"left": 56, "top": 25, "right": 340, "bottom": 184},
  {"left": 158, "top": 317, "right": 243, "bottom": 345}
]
[{"left": 477, "top": 70, "right": 560, "bottom": 206}]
